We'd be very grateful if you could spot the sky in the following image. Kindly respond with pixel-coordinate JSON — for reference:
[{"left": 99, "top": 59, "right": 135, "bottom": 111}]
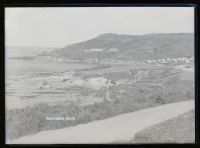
[{"left": 5, "top": 7, "right": 194, "bottom": 48}]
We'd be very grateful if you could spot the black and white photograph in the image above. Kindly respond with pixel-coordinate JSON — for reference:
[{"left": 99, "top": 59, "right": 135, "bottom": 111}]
[{"left": 5, "top": 6, "right": 195, "bottom": 144}]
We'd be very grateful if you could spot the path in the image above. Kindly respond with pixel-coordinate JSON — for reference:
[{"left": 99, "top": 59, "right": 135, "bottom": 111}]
[{"left": 9, "top": 100, "right": 194, "bottom": 144}]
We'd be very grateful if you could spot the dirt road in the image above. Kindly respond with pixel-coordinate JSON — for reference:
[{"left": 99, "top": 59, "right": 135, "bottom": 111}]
[{"left": 9, "top": 100, "right": 194, "bottom": 144}]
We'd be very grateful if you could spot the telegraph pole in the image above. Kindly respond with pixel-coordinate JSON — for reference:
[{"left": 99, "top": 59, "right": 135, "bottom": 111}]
[{"left": 139, "top": 54, "right": 143, "bottom": 71}]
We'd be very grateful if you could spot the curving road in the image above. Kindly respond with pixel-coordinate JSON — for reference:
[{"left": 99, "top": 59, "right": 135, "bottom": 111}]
[{"left": 9, "top": 100, "right": 194, "bottom": 144}]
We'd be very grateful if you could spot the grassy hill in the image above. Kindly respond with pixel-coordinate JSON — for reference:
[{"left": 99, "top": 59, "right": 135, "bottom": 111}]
[{"left": 45, "top": 33, "right": 194, "bottom": 61}]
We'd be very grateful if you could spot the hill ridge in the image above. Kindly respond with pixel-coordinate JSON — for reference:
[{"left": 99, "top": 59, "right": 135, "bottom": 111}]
[{"left": 45, "top": 33, "right": 194, "bottom": 61}]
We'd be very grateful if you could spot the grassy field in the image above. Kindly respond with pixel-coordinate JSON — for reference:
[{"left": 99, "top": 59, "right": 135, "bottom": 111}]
[
  {"left": 131, "top": 109, "right": 195, "bottom": 143},
  {"left": 6, "top": 61, "right": 194, "bottom": 140},
  {"left": 10, "top": 101, "right": 194, "bottom": 144},
  {"left": 6, "top": 77, "right": 194, "bottom": 140}
]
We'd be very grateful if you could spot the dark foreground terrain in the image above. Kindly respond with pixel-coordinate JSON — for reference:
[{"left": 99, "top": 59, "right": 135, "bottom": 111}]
[{"left": 131, "top": 109, "right": 195, "bottom": 143}]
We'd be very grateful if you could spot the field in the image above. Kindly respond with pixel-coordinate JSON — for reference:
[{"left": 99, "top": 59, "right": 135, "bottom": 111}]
[
  {"left": 6, "top": 57, "right": 194, "bottom": 142},
  {"left": 9, "top": 101, "right": 194, "bottom": 144},
  {"left": 131, "top": 110, "right": 195, "bottom": 143}
]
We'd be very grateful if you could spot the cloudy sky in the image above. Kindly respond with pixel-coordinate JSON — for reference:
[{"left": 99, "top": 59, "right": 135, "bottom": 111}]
[{"left": 5, "top": 7, "right": 194, "bottom": 48}]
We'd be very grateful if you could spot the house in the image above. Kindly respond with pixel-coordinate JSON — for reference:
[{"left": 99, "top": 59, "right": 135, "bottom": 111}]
[
  {"left": 157, "top": 59, "right": 162, "bottom": 62},
  {"left": 172, "top": 58, "right": 178, "bottom": 62},
  {"left": 90, "top": 48, "right": 103, "bottom": 52},
  {"left": 107, "top": 48, "right": 118, "bottom": 52},
  {"left": 87, "top": 77, "right": 108, "bottom": 89},
  {"left": 116, "top": 79, "right": 130, "bottom": 85},
  {"left": 148, "top": 60, "right": 152, "bottom": 63},
  {"left": 178, "top": 57, "right": 184, "bottom": 61},
  {"left": 184, "top": 59, "right": 190, "bottom": 63}
]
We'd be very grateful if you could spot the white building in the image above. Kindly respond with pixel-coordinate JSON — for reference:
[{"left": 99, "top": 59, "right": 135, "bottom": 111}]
[
  {"left": 90, "top": 48, "right": 103, "bottom": 52},
  {"left": 172, "top": 58, "right": 178, "bottom": 62},
  {"left": 185, "top": 59, "right": 190, "bottom": 63},
  {"left": 107, "top": 48, "right": 118, "bottom": 52}
]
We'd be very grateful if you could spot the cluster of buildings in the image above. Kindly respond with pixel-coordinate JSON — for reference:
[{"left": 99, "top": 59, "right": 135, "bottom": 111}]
[
  {"left": 144, "top": 57, "right": 194, "bottom": 64},
  {"left": 83, "top": 48, "right": 194, "bottom": 65},
  {"left": 84, "top": 48, "right": 119, "bottom": 52},
  {"left": 88, "top": 56, "right": 194, "bottom": 65}
]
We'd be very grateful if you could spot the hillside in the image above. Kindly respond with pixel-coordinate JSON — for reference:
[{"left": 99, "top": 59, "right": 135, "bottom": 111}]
[{"left": 45, "top": 33, "right": 194, "bottom": 61}]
